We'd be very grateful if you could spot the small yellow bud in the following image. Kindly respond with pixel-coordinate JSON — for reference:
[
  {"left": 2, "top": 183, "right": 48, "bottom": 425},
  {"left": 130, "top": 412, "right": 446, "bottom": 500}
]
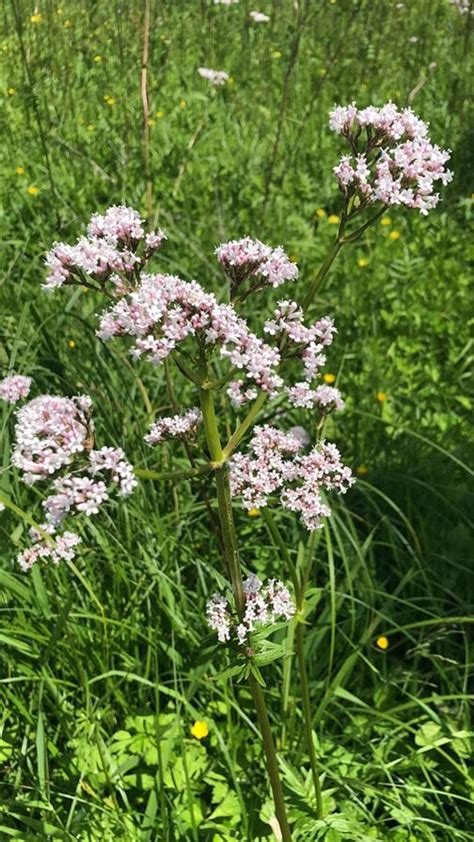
[
  {"left": 376, "top": 391, "right": 388, "bottom": 402},
  {"left": 323, "top": 373, "right": 336, "bottom": 384},
  {"left": 30, "top": 13, "right": 42, "bottom": 24},
  {"left": 380, "top": 217, "right": 391, "bottom": 226},
  {"left": 179, "top": 99, "right": 187, "bottom": 109},
  {"left": 27, "top": 185, "right": 39, "bottom": 196},
  {"left": 8, "top": 87, "right": 16, "bottom": 96},
  {"left": 156, "top": 110, "right": 164, "bottom": 118},
  {"left": 356, "top": 464, "right": 368, "bottom": 476},
  {"left": 68, "top": 339, "right": 76, "bottom": 349},
  {"left": 248, "top": 508, "right": 261, "bottom": 517},
  {"left": 315, "top": 208, "right": 326, "bottom": 219},
  {"left": 389, "top": 230, "right": 400, "bottom": 241},
  {"left": 16, "top": 166, "right": 25, "bottom": 175},
  {"left": 327, "top": 214, "right": 340, "bottom": 225},
  {"left": 357, "top": 257, "right": 369, "bottom": 268},
  {"left": 376, "top": 636, "right": 389, "bottom": 650}
]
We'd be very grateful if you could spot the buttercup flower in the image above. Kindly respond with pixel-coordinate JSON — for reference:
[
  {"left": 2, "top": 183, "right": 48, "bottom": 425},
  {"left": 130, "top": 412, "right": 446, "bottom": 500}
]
[{"left": 191, "top": 721, "right": 209, "bottom": 739}]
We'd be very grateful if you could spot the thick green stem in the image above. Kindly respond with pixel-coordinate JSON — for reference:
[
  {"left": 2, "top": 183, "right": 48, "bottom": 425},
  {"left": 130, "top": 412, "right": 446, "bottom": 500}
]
[
  {"left": 249, "top": 675, "right": 293, "bottom": 842},
  {"left": 295, "top": 623, "right": 324, "bottom": 819},
  {"left": 263, "top": 511, "right": 324, "bottom": 820},
  {"left": 199, "top": 387, "right": 292, "bottom": 840}
]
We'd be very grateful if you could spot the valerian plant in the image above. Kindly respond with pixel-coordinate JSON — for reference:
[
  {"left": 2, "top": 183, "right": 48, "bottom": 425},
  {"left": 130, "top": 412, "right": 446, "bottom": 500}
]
[{"left": 0, "top": 104, "right": 452, "bottom": 840}]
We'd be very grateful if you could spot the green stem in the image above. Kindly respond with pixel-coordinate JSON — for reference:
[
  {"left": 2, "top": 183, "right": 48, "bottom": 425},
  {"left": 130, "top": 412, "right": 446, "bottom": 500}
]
[
  {"left": 302, "top": 236, "right": 343, "bottom": 311},
  {"left": 249, "top": 675, "right": 293, "bottom": 842},
  {"left": 199, "top": 387, "right": 292, "bottom": 840},
  {"left": 222, "top": 392, "right": 268, "bottom": 460},
  {"left": 135, "top": 464, "right": 213, "bottom": 482},
  {"left": 263, "top": 511, "right": 324, "bottom": 820},
  {"left": 295, "top": 622, "right": 324, "bottom": 820}
]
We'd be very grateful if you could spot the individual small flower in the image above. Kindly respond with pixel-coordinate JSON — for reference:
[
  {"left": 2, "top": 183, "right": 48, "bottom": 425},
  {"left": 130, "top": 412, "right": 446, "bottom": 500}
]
[
  {"left": 0, "top": 374, "right": 32, "bottom": 404},
  {"left": 323, "top": 372, "right": 336, "bottom": 384},
  {"left": 380, "top": 216, "right": 391, "bottom": 226},
  {"left": 197, "top": 67, "right": 229, "bottom": 87},
  {"left": 250, "top": 11, "right": 270, "bottom": 22},
  {"left": 376, "top": 635, "right": 389, "bottom": 650},
  {"left": 30, "top": 13, "right": 42, "bottom": 24},
  {"left": 248, "top": 508, "right": 261, "bottom": 517},
  {"left": 16, "top": 166, "right": 25, "bottom": 175},
  {"left": 327, "top": 214, "right": 340, "bottom": 224},
  {"left": 93, "top": 55, "right": 102, "bottom": 62},
  {"left": 27, "top": 185, "right": 39, "bottom": 195},
  {"left": 376, "top": 391, "right": 388, "bottom": 402},
  {"left": 358, "top": 257, "right": 369, "bottom": 268},
  {"left": 315, "top": 208, "right": 326, "bottom": 218},
  {"left": 155, "top": 110, "right": 164, "bottom": 118},
  {"left": 179, "top": 99, "right": 187, "bottom": 108},
  {"left": 68, "top": 339, "right": 76, "bottom": 348},
  {"left": 389, "top": 230, "right": 400, "bottom": 240},
  {"left": 356, "top": 464, "right": 368, "bottom": 476},
  {"left": 191, "top": 721, "right": 209, "bottom": 739},
  {"left": 145, "top": 408, "right": 202, "bottom": 446},
  {"left": 8, "top": 87, "right": 16, "bottom": 95}
]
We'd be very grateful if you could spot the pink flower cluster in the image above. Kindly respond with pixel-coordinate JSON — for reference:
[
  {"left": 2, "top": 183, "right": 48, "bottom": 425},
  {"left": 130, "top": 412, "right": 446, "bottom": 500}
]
[
  {"left": 197, "top": 67, "right": 229, "bottom": 86},
  {"left": 262, "top": 300, "right": 344, "bottom": 412},
  {"left": 12, "top": 395, "right": 93, "bottom": 484},
  {"left": 144, "top": 408, "right": 202, "bottom": 446},
  {"left": 0, "top": 374, "right": 32, "bottom": 404},
  {"left": 215, "top": 237, "right": 298, "bottom": 293},
  {"left": 206, "top": 573, "right": 295, "bottom": 645},
  {"left": 97, "top": 273, "right": 283, "bottom": 396},
  {"left": 44, "top": 206, "right": 166, "bottom": 292},
  {"left": 450, "top": 0, "right": 473, "bottom": 14},
  {"left": 18, "top": 526, "right": 81, "bottom": 573},
  {"left": 43, "top": 447, "right": 136, "bottom": 524},
  {"left": 286, "top": 382, "right": 344, "bottom": 412},
  {"left": 249, "top": 11, "right": 270, "bottom": 22},
  {"left": 230, "top": 425, "right": 354, "bottom": 530},
  {"left": 329, "top": 102, "right": 452, "bottom": 215},
  {"left": 12, "top": 394, "right": 136, "bottom": 570}
]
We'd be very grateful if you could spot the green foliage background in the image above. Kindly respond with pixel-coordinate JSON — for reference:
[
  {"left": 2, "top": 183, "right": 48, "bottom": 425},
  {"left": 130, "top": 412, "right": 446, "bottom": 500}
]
[{"left": 0, "top": 1, "right": 473, "bottom": 840}]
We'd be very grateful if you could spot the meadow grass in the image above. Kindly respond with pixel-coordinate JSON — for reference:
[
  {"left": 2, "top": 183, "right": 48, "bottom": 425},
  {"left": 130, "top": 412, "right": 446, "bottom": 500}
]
[{"left": 1, "top": 1, "right": 473, "bottom": 840}]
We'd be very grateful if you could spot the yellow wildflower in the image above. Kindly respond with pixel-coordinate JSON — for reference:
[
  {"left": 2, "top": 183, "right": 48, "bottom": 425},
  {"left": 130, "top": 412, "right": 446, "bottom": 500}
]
[
  {"left": 356, "top": 465, "right": 368, "bottom": 476},
  {"left": 376, "top": 391, "right": 388, "bottom": 402},
  {"left": 87, "top": 124, "right": 95, "bottom": 132},
  {"left": 27, "top": 185, "right": 39, "bottom": 196},
  {"left": 376, "top": 636, "right": 389, "bottom": 651},
  {"left": 315, "top": 208, "right": 326, "bottom": 219},
  {"left": 93, "top": 55, "right": 103, "bottom": 62},
  {"left": 380, "top": 216, "right": 391, "bottom": 226},
  {"left": 323, "top": 373, "right": 336, "bottom": 384},
  {"left": 179, "top": 99, "right": 187, "bottom": 109},
  {"left": 389, "top": 230, "right": 400, "bottom": 241},
  {"left": 358, "top": 257, "right": 369, "bottom": 268},
  {"left": 147, "top": 118, "right": 155, "bottom": 127},
  {"left": 63, "top": 19, "right": 71, "bottom": 28},
  {"left": 248, "top": 508, "right": 261, "bottom": 517},
  {"left": 191, "top": 721, "right": 208, "bottom": 740},
  {"left": 30, "top": 13, "right": 42, "bottom": 24},
  {"left": 68, "top": 339, "right": 76, "bottom": 349},
  {"left": 328, "top": 214, "right": 340, "bottom": 225},
  {"left": 156, "top": 110, "right": 164, "bottom": 118},
  {"left": 105, "top": 96, "right": 116, "bottom": 106},
  {"left": 8, "top": 87, "right": 16, "bottom": 96},
  {"left": 16, "top": 166, "right": 25, "bottom": 175},
  {"left": 319, "top": 68, "right": 327, "bottom": 77},
  {"left": 227, "top": 76, "right": 235, "bottom": 85},
  {"left": 272, "top": 50, "right": 282, "bottom": 59}
]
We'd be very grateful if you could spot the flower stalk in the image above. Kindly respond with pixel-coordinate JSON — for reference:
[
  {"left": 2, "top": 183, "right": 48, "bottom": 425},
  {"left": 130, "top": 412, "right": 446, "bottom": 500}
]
[{"left": 200, "top": 385, "right": 292, "bottom": 841}]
